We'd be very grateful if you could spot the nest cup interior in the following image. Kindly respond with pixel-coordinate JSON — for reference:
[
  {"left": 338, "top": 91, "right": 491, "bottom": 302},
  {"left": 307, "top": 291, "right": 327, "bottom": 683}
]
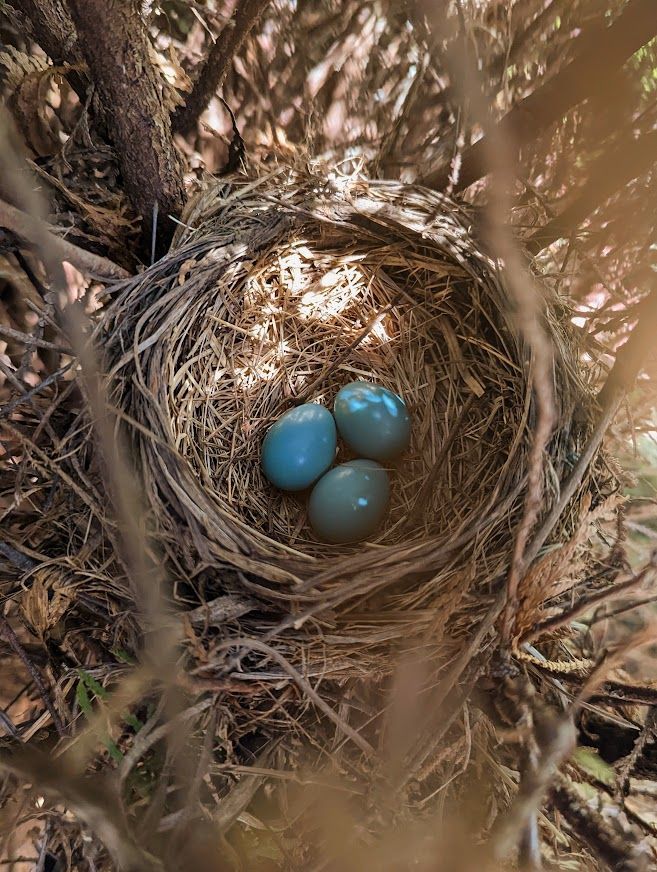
[
  {"left": 174, "top": 231, "right": 523, "bottom": 556},
  {"left": 102, "top": 174, "right": 582, "bottom": 585}
]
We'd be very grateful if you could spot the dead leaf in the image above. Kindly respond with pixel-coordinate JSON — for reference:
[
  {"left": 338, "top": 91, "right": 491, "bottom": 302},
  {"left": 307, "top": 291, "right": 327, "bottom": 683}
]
[
  {"left": 148, "top": 45, "right": 192, "bottom": 113},
  {"left": 0, "top": 47, "right": 76, "bottom": 156},
  {"left": 20, "top": 572, "right": 71, "bottom": 640}
]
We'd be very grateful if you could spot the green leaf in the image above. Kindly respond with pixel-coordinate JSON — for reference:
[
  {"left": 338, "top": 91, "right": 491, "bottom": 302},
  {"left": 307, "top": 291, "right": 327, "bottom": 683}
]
[
  {"left": 112, "top": 648, "right": 136, "bottom": 665},
  {"left": 105, "top": 738, "right": 124, "bottom": 763},
  {"left": 124, "top": 712, "right": 145, "bottom": 732},
  {"left": 76, "top": 677, "right": 93, "bottom": 716},
  {"left": 573, "top": 746, "right": 615, "bottom": 786},
  {"left": 76, "top": 669, "right": 125, "bottom": 761},
  {"left": 78, "top": 668, "right": 108, "bottom": 700}
]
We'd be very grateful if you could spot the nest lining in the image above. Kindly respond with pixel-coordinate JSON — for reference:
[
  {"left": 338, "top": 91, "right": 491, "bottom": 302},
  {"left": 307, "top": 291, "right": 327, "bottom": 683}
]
[{"left": 99, "top": 170, "right": 591, "bottom": 608}]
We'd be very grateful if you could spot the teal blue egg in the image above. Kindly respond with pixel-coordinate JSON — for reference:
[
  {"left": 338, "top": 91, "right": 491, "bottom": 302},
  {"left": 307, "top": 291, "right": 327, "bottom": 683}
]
[
  {"left": 261, "top": 404, "right": 336, "bottom": 491},
  {"left": 308, "top": 459, "right": 390, "bottom": 544},
  {"left": 334, "top": 381, "right": 411, "bottom": 461}
]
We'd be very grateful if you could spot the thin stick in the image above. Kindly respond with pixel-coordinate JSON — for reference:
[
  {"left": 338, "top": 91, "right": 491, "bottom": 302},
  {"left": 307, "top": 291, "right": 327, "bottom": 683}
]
[
  {"left": 521, "top": 561, "right": 655, "bottom": 645},
  {"left": 0, "top": 615, "right": 65, "bottom": 737},
  {"left": 0, "top": 323, "right": 69, "bottom": 353},
  {"left": 213, "top": 637, "right": 375, "bottom": 756}
]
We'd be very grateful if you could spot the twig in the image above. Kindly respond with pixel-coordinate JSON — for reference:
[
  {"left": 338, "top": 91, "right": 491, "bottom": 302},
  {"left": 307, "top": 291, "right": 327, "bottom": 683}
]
[
  {"left": 0, "top": 709, "right": 21, "bottom": 741},
  {"left": 549, "top": 775, "right": 643, "bottom": 871},
  {"left": 212, "top": 637, "right": 375, "bottom": 756},
  {"left": 616, "top": 707, "right": 657, "bottom": 798},
  {"left": 428, "top": 9, "right": 556, "bottom": 647},
  {"left": 0, "top": 362, "right": 76, "bottom": 420},
  {"left": 0, "top": 322, "right": 69, "bottom": 353},
  {"left": 521, "top": 561, "right": 655, "bottom": 645},
  {"left": 592, "top": 681, "right": 657, "bottom": 707},
  {"left": 0, "top": 745, "right": 162, "bottom": 871},
  {"left": 526, "top": 130, "right": 657, "bottom": 255},
  {"left": 0, "top": 197, "right": 129, "bottom": 280},
  {"left": 0, "top": 615, "right": 65, "bottom": 737},
  {"left": 488, "top": 714, "right": 576, "bottom": 865},
  {"left": 172, "top": 0, "right": 271, "bottom": 135}
]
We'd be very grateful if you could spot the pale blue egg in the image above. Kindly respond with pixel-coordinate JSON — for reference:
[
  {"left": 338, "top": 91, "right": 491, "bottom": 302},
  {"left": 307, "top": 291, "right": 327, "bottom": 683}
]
[
  {"left": 261, "top": 404, "right": 336, "bottom": 491},
  {"left": 334, "top": 381, "right": 410, "bottom": 461},
  {"left": 308, "top": 459, "right": 390, "bottom": 543}
]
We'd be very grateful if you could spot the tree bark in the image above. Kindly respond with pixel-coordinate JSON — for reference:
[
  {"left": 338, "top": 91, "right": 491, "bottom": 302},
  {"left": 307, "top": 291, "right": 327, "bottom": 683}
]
[
  {"left": 21, "top": 0, "right": 96, "bottom": 106},
  {"left": 66, "top": 0, "right": 186, "bottom": 257},
  {"left": 423, "top": 0, "right": 657, "bottom": 193},
  {"left": 172, "top": 0, "right": 270, "bottom": 135},
  {"left": 22, "top": 0, "right": 80, "bottom": 66}
]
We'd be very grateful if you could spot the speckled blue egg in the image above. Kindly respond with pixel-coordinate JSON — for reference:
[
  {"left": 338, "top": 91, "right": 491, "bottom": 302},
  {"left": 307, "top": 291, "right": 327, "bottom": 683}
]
[
  {"left": 334, "top": 382, "right": 411, "bottom": 461},
  {"left": 308, "top": 459, "right": 390, "bottom": 544},
  {"left": 261, "top": 404, "right": 336, "bottom": 491}
]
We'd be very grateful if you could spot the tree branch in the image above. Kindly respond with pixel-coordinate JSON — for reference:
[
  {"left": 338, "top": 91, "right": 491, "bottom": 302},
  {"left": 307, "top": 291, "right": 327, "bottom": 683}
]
[
  {"left": 0, "top": 197, "right": 129, "bottom": 280},
  {"left": 172, "top": 0, "right": 270, "bottom": 135},
  {"left": 66, "top": 0, "right": 186, "bottom": 256},
  {"left": 0, "top": 615, "right": 65, "bottom": 738},
  {"left": 422, "top": 0, "right": 657, "bottom": 192},
  {"left": 527, "top": 130, "right": 657, "bottom": 255},
  {"left": 550, "top": 776, "right": 644, "bottom": 870},
  {"left": 596, "top": 283, "right": 657, "bottom": 410},
  {"left": 21, "top": 0, "right": 95, "bottom": 108},
  {"left": 22, "top": 0, "right": 80, "bottom": 66}
]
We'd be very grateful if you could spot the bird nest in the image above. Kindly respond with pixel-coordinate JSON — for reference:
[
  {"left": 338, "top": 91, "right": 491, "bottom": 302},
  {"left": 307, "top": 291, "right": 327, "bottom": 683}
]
[
  {"left": 103, "top": 170, "right": 590, "bottom": 572},
  {"left": 97, "top": 168, "right": 607, "bottom": 705},
  {"left": 1, "top": 166, "right": 626, "bottom": 866}
]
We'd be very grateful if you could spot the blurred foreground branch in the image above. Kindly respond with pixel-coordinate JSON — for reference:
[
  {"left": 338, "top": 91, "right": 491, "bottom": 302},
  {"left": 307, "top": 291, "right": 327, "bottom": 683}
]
[
  {"left": 423, "top": 0, "right": 657, "bottom": 193},
  {"left": 527, "top": 130, "right": 657, "bottom": 254},
  {"left": 0, "top": 197, "right": 129, "bottom": 280}
]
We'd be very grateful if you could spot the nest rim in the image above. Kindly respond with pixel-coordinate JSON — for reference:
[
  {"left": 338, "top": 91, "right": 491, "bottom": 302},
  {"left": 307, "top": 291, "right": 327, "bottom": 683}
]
[{"left": 99, "top": 169, "right": 592, "bottom": 599}]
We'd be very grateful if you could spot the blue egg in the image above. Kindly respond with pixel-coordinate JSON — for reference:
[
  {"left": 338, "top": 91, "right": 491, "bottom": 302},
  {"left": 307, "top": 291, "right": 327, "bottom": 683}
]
[
  {"left": 308, "top": 459, "right": 390, "bottom": 544},
  {"left": 261, "top": 404, "right": 337, "bottom": 491},
  {"left": 334, "top": 382, "right": 411, "bottom": 461}
]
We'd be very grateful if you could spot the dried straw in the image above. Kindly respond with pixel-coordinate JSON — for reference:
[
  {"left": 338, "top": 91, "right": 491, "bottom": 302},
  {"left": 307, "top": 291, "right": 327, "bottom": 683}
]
[{"left": 97, "top": 165, "right": 601, "bottom": 703}]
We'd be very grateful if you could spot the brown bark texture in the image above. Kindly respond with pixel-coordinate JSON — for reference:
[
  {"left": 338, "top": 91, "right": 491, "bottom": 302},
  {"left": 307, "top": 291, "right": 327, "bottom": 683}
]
[
  {"left": 22, "top": 0, "right": 80, "bottom": 65},
  {"left": 21, "top": 0, "right": 94, "bottom": 105},
  {"left": 66, "top": 0, "right": 186, "bottom": 256},
  {"left": 172, "top": 0, "right": 270, "bottom": 135},
  {"left": 423, "top": 0, "right": 657, "bottom": 192}
]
